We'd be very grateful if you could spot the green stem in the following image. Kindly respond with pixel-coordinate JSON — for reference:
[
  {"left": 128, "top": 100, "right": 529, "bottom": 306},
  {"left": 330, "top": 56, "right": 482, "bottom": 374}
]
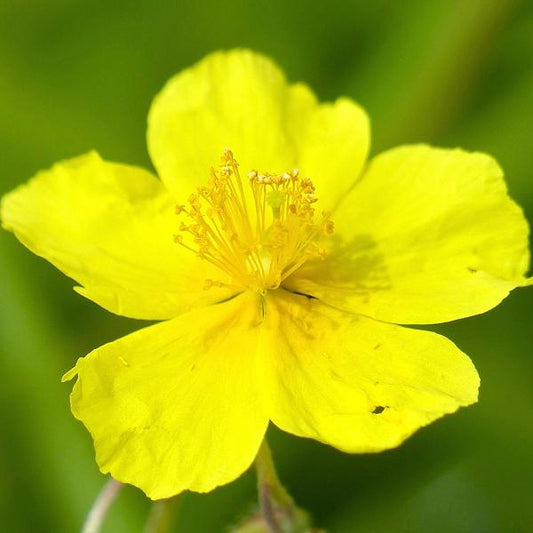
[
  {"left": 81, "top": 478, "right": 123, "bottom": 533},
  {"left": 255, "top": 438, "right": 295, "bottom": 533},
  {"left": 143, "top": 496, "right": 181, "bottom": 533}
]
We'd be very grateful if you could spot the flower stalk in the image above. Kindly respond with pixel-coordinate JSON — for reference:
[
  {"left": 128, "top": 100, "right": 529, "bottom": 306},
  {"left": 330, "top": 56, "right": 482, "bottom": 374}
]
[
  {"left": 143, "top": 496, "right": 181, "bottom": 533},
  {"left": 255, "top": 439, "right": 310, "bottom": 533},
  {"left": 81, "top": 478, "right": 123, "bottom": 533}
]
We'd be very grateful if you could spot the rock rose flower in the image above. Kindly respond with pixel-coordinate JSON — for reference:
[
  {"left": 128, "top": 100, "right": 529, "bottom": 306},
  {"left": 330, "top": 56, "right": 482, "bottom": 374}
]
[{"left": 2, "top": 50, "right": 531, "bottom": 500}]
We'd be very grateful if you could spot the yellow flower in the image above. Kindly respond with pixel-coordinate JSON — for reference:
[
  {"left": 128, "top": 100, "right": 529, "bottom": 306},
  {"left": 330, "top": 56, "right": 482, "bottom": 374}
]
[{"left": 1, "top": 49, "right": 531, "bottom": 500}]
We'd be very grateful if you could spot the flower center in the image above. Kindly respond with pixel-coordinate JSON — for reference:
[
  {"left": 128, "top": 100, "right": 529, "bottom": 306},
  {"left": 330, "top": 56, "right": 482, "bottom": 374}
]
[{"left": 174, "top": 149, "right": 333, "bottom": 292}]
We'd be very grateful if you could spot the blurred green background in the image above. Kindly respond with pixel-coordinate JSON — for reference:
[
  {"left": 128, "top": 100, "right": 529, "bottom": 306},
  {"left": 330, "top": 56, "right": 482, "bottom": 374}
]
[{"left": 1, "top": 0, "right": 532, "bottom": 531}]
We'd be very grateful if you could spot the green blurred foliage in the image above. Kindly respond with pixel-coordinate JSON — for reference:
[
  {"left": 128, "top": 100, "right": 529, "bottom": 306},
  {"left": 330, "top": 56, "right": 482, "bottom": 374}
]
[{"left": 1, "top": 0, "right": 532, "bottom": 531}]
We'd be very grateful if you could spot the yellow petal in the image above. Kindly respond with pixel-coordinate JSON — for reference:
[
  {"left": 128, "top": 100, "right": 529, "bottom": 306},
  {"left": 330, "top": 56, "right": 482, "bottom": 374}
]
[
  {"left": 286, "top": 145, "right": 530, "bottom": 324},
  {"left": 67, "top": 292, "right": 267, "bottom": 499},
  {"left": 147, "top": 49, "right": 369, "bottom": 210},
  {"left": 1, "top": 152, "right": 236, "bottom": 320},
  {"left": 260, "top": 291, "right": 479, "bottom": 452},
  {"left": 148, "top": 49, "right": 295, "bottom": 199}
]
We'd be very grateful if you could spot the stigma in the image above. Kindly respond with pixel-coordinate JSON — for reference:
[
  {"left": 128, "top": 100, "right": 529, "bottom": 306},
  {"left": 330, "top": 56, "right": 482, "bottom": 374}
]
[{"left": 174, "top": 149, "right": 333, "bottom": 293}]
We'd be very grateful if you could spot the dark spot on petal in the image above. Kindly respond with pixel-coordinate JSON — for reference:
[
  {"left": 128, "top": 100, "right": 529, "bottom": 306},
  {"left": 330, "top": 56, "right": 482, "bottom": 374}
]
[
  {"left": 373, "top": 343, "right": 381, "bottom": 350},
  {"left": 260, "top": 297, "right": 265, "bottom": 320},
  {"left": 372, "top": 405, "right": 388, "bottom": 414},
  {"left": 215, "top": 292, "right": 243, "bottom": 305},
  {"left": 289, "top": 289, "right": 319, "bottom": 300},
  {"left": 467, "top": 267, "right": 477, "bottom": 273},
  {"left": 329, "top": 369, "right": 342, "bottom": 381}
]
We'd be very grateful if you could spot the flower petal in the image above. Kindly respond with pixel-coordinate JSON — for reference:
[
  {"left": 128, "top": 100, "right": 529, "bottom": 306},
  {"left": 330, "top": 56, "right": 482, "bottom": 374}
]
[
  {"left": 261, "top": 291, "right": 479, "bottom": 452},
  {"left": 66, "top": 292, "right": 267, "bottom": 499},
  {"left": 147, "top": 49, "right": 369, "bottom": 209},
  {"left": 148, "top": 49, "right": 297, "bottom": 199},
  {"left": 286, "top": 145, "right": 530, "bottom": 324},
  {"left": 1, "top": 152, "right": 236, "bottom": 320}
]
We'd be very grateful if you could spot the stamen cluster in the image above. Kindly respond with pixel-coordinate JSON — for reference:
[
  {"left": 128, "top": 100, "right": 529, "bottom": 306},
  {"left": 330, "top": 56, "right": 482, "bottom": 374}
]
[{"left": 175, "top": 149, "right": 333, "bottom": 292}]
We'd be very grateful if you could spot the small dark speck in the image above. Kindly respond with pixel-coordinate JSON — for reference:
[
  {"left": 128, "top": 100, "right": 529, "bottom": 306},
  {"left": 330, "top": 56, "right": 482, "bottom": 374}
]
[
  {"left": 291, "top": 290, "right": 318, "bottom": 300},
  {"left": 467, "top": 267, "right": 477, "bottom": 273},
  {"left": 372, "top": 405, "right": 388, "bottom": 414},
  {"left": 190, "top": 364, "right": 196, "bottom": 371},
  {"left": 373, "top": 343, "right": 381, "bottom": 350}
]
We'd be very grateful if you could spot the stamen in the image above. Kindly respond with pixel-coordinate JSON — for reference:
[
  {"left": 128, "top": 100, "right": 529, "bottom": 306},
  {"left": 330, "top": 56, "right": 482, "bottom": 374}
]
[{"left": 174, "top": 149, "right": 333, "bottom": 292}]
